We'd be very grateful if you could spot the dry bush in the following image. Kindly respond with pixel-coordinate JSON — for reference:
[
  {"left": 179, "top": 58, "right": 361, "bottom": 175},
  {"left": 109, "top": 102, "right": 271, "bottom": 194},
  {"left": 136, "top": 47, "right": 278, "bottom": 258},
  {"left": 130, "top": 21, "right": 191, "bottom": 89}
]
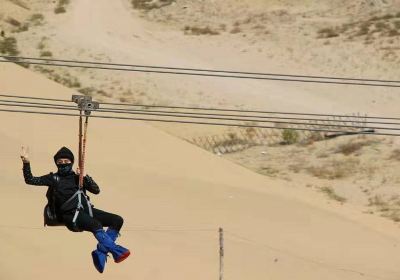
[
  {"left": 5, "top": 17, "right": 21, "bottom": 27},
  {"left": 29, "top": 13, "right": 44, "bottom": 26},
  {"left": 320, "top": 186, "right": 347, "bottom": 203},
  {"left": 218, "top": 133, "right": 249, "bottom": 147},
  {"left": 317, "top": 27, "right": 339, "bottom": 39},
  {"left": 36, "top": 67, "right": 81, "bottom": 88},
  {"left": 356, "top": 23, "right": 370, "bottom": 36},
  {"left": 54, "top": 0, "right": 69, "bottom": 14},
  {"left": 78, "top": 87, "right": 96, "bottom": 96},
  {"left": 389, "top": 149, "right": 400, "bottom": 161},
  {"left": 368, "top": 195, "right": 389, "bottom": 208},
  {"left": 184, "top": 26, "right": 220, "bottom": 35},
  {"left": 388, "top": 29, "right": 400, "bottom": 37},
  {"left": 306, "top": 159, "right": 358, "bottom": 180},
  {"left": 383, "top": 210, "right": 400, "bottom": 222},
  {"left": 0, "top": 37, "right": 19, "bottom": 56},
  {"left": 288, "top": 164, "right": 301, "bottom": 173},
  {"left": 54, "top": 6, "right": 66, "bottom": 14},
  {"left": 334, "top": 140, "right": 372, "bottom": 156},
  {"left": 300, "top": 131, "right": 324, "bottom": 146},
  {"left": 368, "top": 195, "right": 400, "bottom": 222},
  {"left": 132, "top": 0, "right": 175, "bottom": 10},
  {"left": 259, "top": 167, "right": 280, "bottom": 177},
  {"left": 230, "top": 27, "right": 242, "bottom": 34},
  {"left": 40, "top": 50, "right": 52, "bottom": 57}
]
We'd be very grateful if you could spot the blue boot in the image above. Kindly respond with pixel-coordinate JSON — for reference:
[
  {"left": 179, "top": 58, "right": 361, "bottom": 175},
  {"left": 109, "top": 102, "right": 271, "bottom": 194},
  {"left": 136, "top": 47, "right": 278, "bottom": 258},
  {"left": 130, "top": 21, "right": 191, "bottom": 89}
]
[
  {"left": 94, "top": 229, "right": 130, "bottom": 264},
  {"left": 91, "top": 244, "right": 108, "bottom": 273},
  {"left": 106, "top": 228, "right": 120, "bottom": 242}
]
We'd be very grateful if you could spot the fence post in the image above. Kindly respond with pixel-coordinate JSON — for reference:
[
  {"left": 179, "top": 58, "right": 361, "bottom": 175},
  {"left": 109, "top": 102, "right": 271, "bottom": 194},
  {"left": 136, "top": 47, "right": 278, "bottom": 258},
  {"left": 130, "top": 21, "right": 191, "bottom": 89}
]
[{"left": 219, "top": 227, "right": 224, "bottom": 280}]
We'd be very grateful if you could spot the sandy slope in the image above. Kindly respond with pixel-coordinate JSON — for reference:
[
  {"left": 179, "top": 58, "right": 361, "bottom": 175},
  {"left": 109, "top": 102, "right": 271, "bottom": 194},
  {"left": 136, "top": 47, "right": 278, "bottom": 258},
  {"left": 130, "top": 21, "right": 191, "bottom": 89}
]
[{"left": 1, "top": 63, "right": 400, "bottom": 279}]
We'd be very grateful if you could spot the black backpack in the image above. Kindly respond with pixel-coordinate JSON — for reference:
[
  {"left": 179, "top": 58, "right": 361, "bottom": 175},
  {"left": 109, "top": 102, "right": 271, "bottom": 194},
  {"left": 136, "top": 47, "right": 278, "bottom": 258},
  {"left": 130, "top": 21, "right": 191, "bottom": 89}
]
[{"left": 43, "top": 173, "right": 64, "bottom": 227}]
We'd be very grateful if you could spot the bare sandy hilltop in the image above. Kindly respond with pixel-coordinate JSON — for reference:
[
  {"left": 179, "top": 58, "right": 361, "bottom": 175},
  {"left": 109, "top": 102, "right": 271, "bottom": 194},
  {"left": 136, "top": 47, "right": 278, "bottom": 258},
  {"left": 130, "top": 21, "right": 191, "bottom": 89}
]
[{"left": 1, "top": 0, "right": 400, "bottom": 279}]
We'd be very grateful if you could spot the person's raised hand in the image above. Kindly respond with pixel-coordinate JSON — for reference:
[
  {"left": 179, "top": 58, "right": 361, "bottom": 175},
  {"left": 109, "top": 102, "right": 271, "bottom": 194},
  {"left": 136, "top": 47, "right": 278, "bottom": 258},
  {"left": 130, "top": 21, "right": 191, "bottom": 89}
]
[{"left": 20, "top": 145, "right": 30, "bottom": 163}]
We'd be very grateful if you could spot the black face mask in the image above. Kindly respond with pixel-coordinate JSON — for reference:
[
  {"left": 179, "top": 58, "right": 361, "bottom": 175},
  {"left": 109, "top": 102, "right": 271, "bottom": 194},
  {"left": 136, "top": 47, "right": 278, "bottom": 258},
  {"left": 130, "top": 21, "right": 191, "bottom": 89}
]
[{"left": 56, "top": 163, "right": 73, "bottom": 175}]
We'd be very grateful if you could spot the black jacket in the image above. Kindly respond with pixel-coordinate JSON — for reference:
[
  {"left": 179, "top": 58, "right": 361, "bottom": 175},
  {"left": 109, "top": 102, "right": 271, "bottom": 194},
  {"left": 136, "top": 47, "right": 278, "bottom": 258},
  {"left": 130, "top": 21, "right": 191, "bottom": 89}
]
[{"left": 22, "top": 162, "right": 100, "bottom": 212}]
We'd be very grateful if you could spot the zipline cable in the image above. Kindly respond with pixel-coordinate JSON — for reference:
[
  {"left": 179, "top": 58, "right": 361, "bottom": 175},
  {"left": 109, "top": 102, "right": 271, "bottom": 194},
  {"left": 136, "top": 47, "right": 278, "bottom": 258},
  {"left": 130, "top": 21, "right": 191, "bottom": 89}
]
[
  {"left": 1, "top": 58, "right": 400, "bottom": 88},
  {"left": 0, "top": 98, "right": 385, "bottom": 125},
  {"left": 4, "top": 98, "right": 399, "bottom": 126},
  {"left": 1, "top": 107, "right": 399, "bottom": 136},
  {"left": 2, "top": 55, "right": 400, "bottom": 85},
  {"left": 0, "top": 93, "right": 71, "bottom": 102},
  {"left": 226, "top": 231, "right": 394, "bottom": 280},
  {"left": 2, "top": 102, "right": 400, "bottom": 131},
  {"left": 2, "top": 93, "right": 400, "bottom": 121},
  {"left": 0, "top": 223, "right": 395, "bottom": 280}
]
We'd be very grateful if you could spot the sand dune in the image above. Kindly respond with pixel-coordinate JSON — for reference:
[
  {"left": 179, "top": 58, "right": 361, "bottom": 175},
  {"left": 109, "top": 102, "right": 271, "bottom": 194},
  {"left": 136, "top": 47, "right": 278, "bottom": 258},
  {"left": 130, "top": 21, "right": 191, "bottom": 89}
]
[{"left": 1, "top": 61, "right": 400, "bottom": 279}]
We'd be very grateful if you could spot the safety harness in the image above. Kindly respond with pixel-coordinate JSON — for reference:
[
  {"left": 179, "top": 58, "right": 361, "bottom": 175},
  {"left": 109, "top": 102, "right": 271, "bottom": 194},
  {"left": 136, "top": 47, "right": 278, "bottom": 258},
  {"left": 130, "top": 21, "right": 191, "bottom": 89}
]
[
  {"left": 68, "top": 96, "right": 99, "bottom": 231},
  {"left": 60, "top": 187, "right": 93, "bottom": 229}
]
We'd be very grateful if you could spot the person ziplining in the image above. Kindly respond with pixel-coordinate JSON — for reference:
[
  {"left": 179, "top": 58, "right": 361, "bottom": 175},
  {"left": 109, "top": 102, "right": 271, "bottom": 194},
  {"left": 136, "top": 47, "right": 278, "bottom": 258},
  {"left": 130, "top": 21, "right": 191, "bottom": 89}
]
[{"left": 19, "top": 95, "right": 130, "bottom": 273}]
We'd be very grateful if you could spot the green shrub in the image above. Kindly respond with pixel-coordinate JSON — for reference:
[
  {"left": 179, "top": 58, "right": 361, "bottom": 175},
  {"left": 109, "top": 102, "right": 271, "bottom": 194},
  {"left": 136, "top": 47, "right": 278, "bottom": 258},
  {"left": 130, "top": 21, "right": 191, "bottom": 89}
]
[
  {"left": 0, "top": 37, "right": 19, "bottom": 56},
  {"left": 281, "top": 129, "right": 299, "bottom": 145},
  {"left": 54, "top": 6, "right": 66, "bottom": 14},
  {"left": 40, "top": 51, "right": 53, "bottom": 57},
  {"left": 29, "top": 13, "right": 45, "bottom": 26}
]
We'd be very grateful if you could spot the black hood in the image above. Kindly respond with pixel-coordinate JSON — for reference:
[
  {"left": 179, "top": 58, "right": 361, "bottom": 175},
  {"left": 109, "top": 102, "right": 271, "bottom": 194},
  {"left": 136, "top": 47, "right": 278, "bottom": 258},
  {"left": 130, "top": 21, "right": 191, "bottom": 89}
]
[{"left": 53, "top": 146, "right": 74, "bottom": 164}]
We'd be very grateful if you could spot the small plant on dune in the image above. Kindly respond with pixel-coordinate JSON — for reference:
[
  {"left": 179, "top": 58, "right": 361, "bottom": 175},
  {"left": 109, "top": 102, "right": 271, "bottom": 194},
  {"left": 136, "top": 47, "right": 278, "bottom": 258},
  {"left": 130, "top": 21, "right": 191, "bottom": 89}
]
[
  {"left": 388, "top": 29, "right": 400, "bottom": 37},
  {"left": 259, "top": 166, "right": 280, "bottom": 177},
  {"left": 379, "top": 14, "right": 395, "bottom": 20},
  {"left": 300, "top": 131, "right": 324, "bottom": 146},
  {"left": 320, "top": 186, "right": 347, "bottom": 203},
  {"left": 317, "top": 27, "right": 339, "bottom": 39},
  {"left": 281, "top": 129, "right": 299, "bottom": 145},
  {"left": 131, "top": 0, "right": 175, "bottom": 10},
  {"left": 36, "top": 67, "right": 81, "bottom": 88},
  {"left": 368, "top": 195, "right": 388, "bottom": 209},
  {"left": 54, "top": 6, "right": 66, "bottom": 14},
  {"left": 306, "top": 159, "right": 358, "bottom": 180},
  {"left": 5, "top": 17, "right": 22, "bottom": 27},
  {"left": 335, "top": 141, "right": 364, "bottom": 155},
  {"left": 375, "top": 21, "right": 388, "bottom": 30},
  {"left": 29, "top": 13, "right": 45, "bottom": 26},
  {"left": 383, "top": 210, "right": 400, "bottom": 222},
  {"left": 54, "top": 0, "right": 69, "bottom": 14},
  {"left": 368, "top": 195, "right": 400, "bottom": 222},
  {"left": 0, "top": 37, "right": 19, "bottom": 56},
  {"left": 40, "top": 50, "right": 53, "bottom": 57},
  {"left": 230, "top": 26, "right": 242, "bottom": 34},
  {"left": 356, "top": 23, "right": 370, "bottom": 37},
  {"left": 184, "top": 26, "right": 220, "bottom": 36},
  {"left": 218, "top": 132, "right": 249, "bottom": 147},
  {"left": 78, "top": 87, "right": 96, "bottom": 96},
  {"left": 389, "top": 149, "right": 400, "bottom": 161}
]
